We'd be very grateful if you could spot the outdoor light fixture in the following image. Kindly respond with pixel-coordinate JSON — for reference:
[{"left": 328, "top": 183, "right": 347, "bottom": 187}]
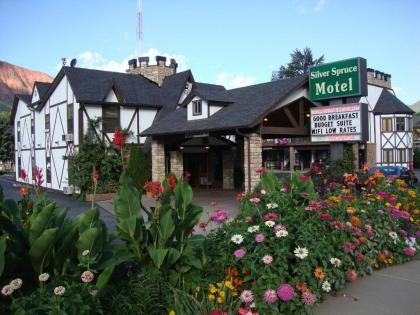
[
  {"left": 264, "top": 118, "right": 268, "bottom": 122},
  {"left": 205, "top": 146, "right": 210, "bottom": 150},
  {"left": 179, "top": 146, "right": 184, "bottom": 150},
  {"left": 306, "top": 113, "right": 311, "bottom": 117}
]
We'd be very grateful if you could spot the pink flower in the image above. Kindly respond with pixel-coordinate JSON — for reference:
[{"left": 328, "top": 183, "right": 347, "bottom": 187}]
[
  {"left": 274, "top": 224, "right": 286, "bottom": 232},
  {"left": 234, "top": 248, "right": 246, "bottom": 259},
  {"left": 404, "top": 247, "right": 416, "bottom": 257},
  {"left": 262, "top": 255, "right": 273, "bottom": 265},
  {"left": 263, "top": 289, "right": 278, "bottom": 304},
  {"left": 210, "top": 209, "right": 229, "bottom": 223},
  {"left": 250, "top": 197, "right": 260, "bottom": 204},
  {"left": 81, "top": 271, "right": 94, "bottom": 283},
  {"left": 255, "top": 233, "right": 265, "bottom": 243},
  {"left": 255, "top": 167, "right": 266, "bottom": 174},
  {"left": 343, "top": 242, "right": 355, "bottom": 253},
  {"left": 318, "top": 213, "right": 331, "bottom": 220},
  {"left": 240, "top": 290, "right": 254, "bottom": 304},
  {"left": 210, "top": 201, "right": 217, "bottom": 207},
  {"left": 300, "top": 175, "right": 309, "bottom": 181},
  {"left": 277, "top": 284, "right": 295, "bottom": 301},
  {"left": 346, "top": 270, "right": 358, "bottom": 282},
  {"left": 263, "top": 212, "right": 278, "bottom": 221},
  {"left": 399, "top": 230, "right": 408, "bottom": 236},
  {"left": 301, "top": 291, "right": 316, "bottom": 305},
  {"left": 355, "top": 253, "right": 365, "bottom": 262}
]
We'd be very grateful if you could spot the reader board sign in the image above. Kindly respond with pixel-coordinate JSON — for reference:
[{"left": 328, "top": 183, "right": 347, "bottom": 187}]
[
  {"left": 310, "top": 103, "right": 368, "bottom": 142},
  {"left": 309, "top": 57, "right": 367, "bottom": 101}
]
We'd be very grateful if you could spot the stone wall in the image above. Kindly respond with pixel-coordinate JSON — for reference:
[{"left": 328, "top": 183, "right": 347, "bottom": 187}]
[
  {"left": 365, "top": 143, "right": 377, "bottom": 168},
  {"left": 170, "top": 151, "right": 183, "bottom": 179},
  {"left": 244, "top": 133, "right": 262, "bottom": 192},
  {"left": 128, "top": 56, "right": 177, "bottom": 87},
  {"left": 222, "top": 150, "right": 234, "bottom": 190},
  {"left": 367, "top": 70, "right": 391, "bottom": 89},
  {"left": 352, "top": 143, "right": 359, "bottom": 171},
  {"left": 151, "top": 140, "right": 165, "bottom": 182}
]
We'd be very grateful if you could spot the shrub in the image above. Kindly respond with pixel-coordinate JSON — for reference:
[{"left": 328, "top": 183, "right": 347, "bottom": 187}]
[
  {"left": 126, "top": 144, "right": 151, "bottom": 193},
  {"left": 414, "top": 147, "right": 420, "bottom": 168}
]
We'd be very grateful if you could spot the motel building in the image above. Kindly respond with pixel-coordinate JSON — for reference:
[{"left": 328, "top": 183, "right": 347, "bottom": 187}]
[{"left": 12, "top": 56, "right": 414, "bottom": 193}]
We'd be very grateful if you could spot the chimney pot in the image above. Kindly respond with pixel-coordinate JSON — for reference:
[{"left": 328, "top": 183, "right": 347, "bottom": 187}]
[
  {"left": 128, "top": 58, "right": 137, "bottom": 70},
  {"left": 138, "top": 56, "right": 149, "bottom": 68},
  {"left": 156, "top": 55, "right": 166, "bottom": 66}
]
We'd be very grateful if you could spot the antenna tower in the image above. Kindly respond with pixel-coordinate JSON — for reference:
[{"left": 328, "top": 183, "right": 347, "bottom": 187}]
[{"left": 136, "top": 0, "right": 143, "bottom": 56}]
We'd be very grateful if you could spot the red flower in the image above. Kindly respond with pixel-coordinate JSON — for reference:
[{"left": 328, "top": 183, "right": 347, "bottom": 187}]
[
  {"left": 112, "top": 129, "right": 125, "bottom": 149},
  {"left": 20, "top": 187, "right": 29, "bottom": 197},
  {"left": 27, "top": 200, "right": 33, "bottom": 211},
  {"left": 143, "top": 180, "right": 166, "bottom": 199},
  {"left": 236, "top": 192, "right": 244, "bottom": 202},
  {"left": 92, "top": 168, "right": 100, "bottom": 184},
  {"left": 300, "top": 175, "right": 310, "bottom": 181},
  {"left": 33, "top": 166, "right": 44, "bottom": 187},
  {"left": 168, "top": 176, "right": 176, "bottom": 191},
  {"left": 19, "top": 169, "right": 27, "bottom": 180},
  {"left": 255, "top": 167, "right": 266, "bottom": 174},
  {"left": 183, "top": 171, "right": 191, "bottom": 182},
  {"left": 318, "top": 213, "right": 331, "bottom": 220}
]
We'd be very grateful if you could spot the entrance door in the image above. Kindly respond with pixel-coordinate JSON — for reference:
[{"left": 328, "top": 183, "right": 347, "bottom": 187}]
[{"left": 184, "top": 153, "right": 209, "bottom": 188}]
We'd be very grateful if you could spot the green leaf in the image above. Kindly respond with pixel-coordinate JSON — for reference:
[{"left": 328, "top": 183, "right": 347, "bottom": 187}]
[
  {"left": 29, "top": 202, "right": 56, "bottom": 244},
  {"left": 160, "top": 209, "right": 175, "bottom": 243},
  {"left": 96, "top": 264, "right": 115, "bottom": 291},
  {"left": 147, "top": 247, "right": 168, "bottom": 269},
  {"left": 2, "top": 199, "right": 19, "bottom": 221},
  {"left": 76, "top": 227, "right": 101, "bottom": 259},
  {"left": 165, "top": 248, "right": 181, "bottom": 267},
  {"left": 0, "top": 235, "right": 6, "bottom": 277},
  {"left": 79, "top": 207, "right": 100, "bottom": 232},
  {"left": 29, "top": 228, "right": 58, "bottom": 273},
  {"left": 114, "top": 173, "right": 141, "bottom": 222}
]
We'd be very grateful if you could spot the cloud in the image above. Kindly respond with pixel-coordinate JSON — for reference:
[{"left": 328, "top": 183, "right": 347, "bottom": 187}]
[
  {"left": 314, "top": 0, "right": 326, "bottom": 11},
  {"left": 292, "top": 0, "right": 327, "bottom": 14},
  {"left": 393, "top": 86, "right": 402, "bottom": 93},
  {"left": 215, "top": 72, "right": 256, "bottom": 89},
  {"left": 56, "top": 48, "right": 188, "bottom": 73}
]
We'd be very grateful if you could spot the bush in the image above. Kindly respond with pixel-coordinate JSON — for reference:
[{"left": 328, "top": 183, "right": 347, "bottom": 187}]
[
  {"left": 414, "top": 147, "right": 420, "bottom": 168},
  {"left": 126, "top": 144, "right": 151, "bottom": 193}
]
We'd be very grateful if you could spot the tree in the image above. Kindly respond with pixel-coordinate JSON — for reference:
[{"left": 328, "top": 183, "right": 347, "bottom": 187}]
[
  {"left": 127, "top": 144, "right": 151, "bottom": 193},
  {"left": 0, "top": 112, "right": 14, "bottom": 162},
  {"left": 271, "top": 47, "right": 325, "bottom": 80}
]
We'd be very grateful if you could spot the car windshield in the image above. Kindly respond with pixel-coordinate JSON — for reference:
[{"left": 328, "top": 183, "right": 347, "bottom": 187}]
[{"left": 372, "top": 167, "right": 400, "bottom": 176}]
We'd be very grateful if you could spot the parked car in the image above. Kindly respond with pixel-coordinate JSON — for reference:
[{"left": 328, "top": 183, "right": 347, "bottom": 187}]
[{"left": 368, "top": 166, "right": 418, "bottom": 186}]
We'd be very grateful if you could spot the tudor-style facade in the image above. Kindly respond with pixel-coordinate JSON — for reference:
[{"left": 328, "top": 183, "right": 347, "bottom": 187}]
[{"left": 12, "top": 56, "right": 414, "bottom": 193}]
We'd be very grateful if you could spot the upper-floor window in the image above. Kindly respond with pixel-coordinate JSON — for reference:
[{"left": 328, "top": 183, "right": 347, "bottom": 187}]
[
  {"left": 192, "top": 100, "right": 202, "bottom": 116},
  {"left": 17, "top": 121, "right": 20, "bottom": 142},
  {"left": 383, "top": 149, "right": 393, "bottom": 163},
  {"left": 103, "top": 106, "right": 120, "bottom": 133},
  {"left": 381, "top": 118, "right": 392, "bottom": 132},
  {"left": 396, "top": 117, "right": 405, "bottom": 131},
  {"left": 397, "top": 148, "right": 406, "bottom": 162},
  {"left": 45, "top": 114, "right": 50, "bottom": 130},
  {"left": 31, "top": 118, "right": 34, "bottom": 134},
  {"left": 67, "top": 103, "right": 74, "bottom": 134}
]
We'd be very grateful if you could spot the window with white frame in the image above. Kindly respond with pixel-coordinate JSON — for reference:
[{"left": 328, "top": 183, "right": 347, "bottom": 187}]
[
  {"left": 396, "top": 117, "right": 405, "bottom": 131},
  {"left": 383, "top": 149, "right": 393, "bottom": 163},
  {"left": 192, "top": 100, "right": 202, "bottom": 116},
  {"left": 397, "top": 149, "right": 406, "bottom": 162},
  {"left": 381, "top": 118, "right": 393, "bottom": 132}
]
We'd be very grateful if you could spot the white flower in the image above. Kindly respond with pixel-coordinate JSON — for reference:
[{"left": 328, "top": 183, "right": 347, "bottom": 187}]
[
  {"left": 82, "top": 249, "right": 90, "bottom": 256},
  {"left": 226, "top": 218, "right": 234, "bottom": 225},
  {"left": 405, "top": 237, "right": 418, "bottom": 248},
  {"left": 89, "top": 289, "right": 98, "bottom": 296},
  {"left": 262, "top": 255, "right": 273, "bottom": 265},
  {"left": 1, "top": 285, "right": 14, "bottom": 296},
  {"left": 54, "top": 286, "right": 66, "bottom": 296},
  {"left": 9, "top": 278, "right": 22, "bottom": 290},
  {"left": 260, "top": 189, "right": 267, "bottom": 195},
  {"left": 294, "top": 246, "right": 308, "bottom": 259},
  {"left": 330, "top": 257, "right": 342, "bottom": 267},
  {"left": 265, "top": 220, "right": 275, "bottom": 227},
  {"left": 280, "top": 188, "right": 287, "bottom": 192},
  {"left": 231, "top": 234, "right": 244, "bottom": 244},
  {"left": 266, "top": 203, "right": 278, "bottom": 209},
  {"left": 39, "top": 273, "right": 50, "bottom": 282},
  {"left": 81, "top": 270, "right": 95, "bottom": 283},
  {"left": 275, "top": 230, "right": 288, "bottom": 238},
  {"left": 322, "top": 281, "right": 332, "bottom": 292},
  {"left": 388, "top": 231, "right": 398, "bottom": 240},
  {"left": 247, "top": 225, "right": 259, "bottom": 233}
]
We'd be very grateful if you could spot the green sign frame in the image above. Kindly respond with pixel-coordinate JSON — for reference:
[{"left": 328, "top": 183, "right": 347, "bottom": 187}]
[{"left": 309, "top": 57, "right": 367, "bottom": 101}]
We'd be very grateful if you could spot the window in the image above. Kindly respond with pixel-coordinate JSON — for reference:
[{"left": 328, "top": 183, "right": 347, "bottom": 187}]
[
  {"left": 192, "top": 100, "right": 202, "bottom": 116},
  {"left": 102, "top": 106, "right": 120, "bottom": 133},
  {"left": 381, "top": 118, "right": 392, "bottom": 132},
  {"left": 407, "top": 117, "right": 413, "bottom": 131},
  {"left": 397, "top": 149, "right": 406, "bottom": 163},
  {"left": 396, "top": 117, "right": 405, "bottom": 131},
  {"left": 31, "top": 118, "right": 34, "bottom": 134},
  {"left": 46, "top": 156, "right": 51, "bottom": 183},
  {"left": 17, "top": 121, "right": 20, "bottom": 142},
  {"left": 408, "top": 148, "right": 413, "bottom": 163},
  {"left": 67, "top": 103, "right": 74, "bottom": 134},
  {"left": 383, "top": 149, "right": 393, "bottom": 163},
  {"left": 45, "top": 113, "right": 50, "bottom": 130}
]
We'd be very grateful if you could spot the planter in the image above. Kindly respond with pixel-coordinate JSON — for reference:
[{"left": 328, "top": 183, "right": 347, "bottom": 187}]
[{"left": 86, "top": 192, "right": 116, "bottom": 202}]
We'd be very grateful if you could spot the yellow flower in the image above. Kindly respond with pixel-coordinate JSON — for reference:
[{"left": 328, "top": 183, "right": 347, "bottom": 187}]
[
  {"left": 169, "top": 310, "right": 175, "bottom": 315},
  {"left": 210, "top": 286, "right": 217, "bottom": 294},
  {"left": 218, "top": 291, "right": 225, "bottom": 298},
  {"left": 217, "top": 297, "right": 224, "bottom": 304},
  {"left": 408, "top": 190, "right": 417, "bottom": 198},
  {"left": 195, "top": 287, "right": 201, "bottom": 292},
  {"left": 208, "top": 294, "right": 215, "bottom": 301},
  {"left": 396, "top": 203, "right": 401, "bottom": 209},
  {"left": 225, "top": 280, "right": 233, "bottom": 289},
  {"left": 217, "top": 282, "right": 223, "bottom": 289}
]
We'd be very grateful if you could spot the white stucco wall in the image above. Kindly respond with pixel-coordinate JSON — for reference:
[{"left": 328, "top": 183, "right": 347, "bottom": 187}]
[
  {"left": 187, "top": 96, "right": 208, "bottom": 120},
  {"left": 139, "top": 109, "right": 157, "bottom": 143},
  {"left": 209, "top": 105, "right": 223, "bottom": 116}
]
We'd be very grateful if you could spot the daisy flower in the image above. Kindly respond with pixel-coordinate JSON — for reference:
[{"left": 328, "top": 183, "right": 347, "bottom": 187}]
[
  {"left": 265, "top": 220, "right": 275, "bottom": 227},
  {"left": 231, "top": 234, "right": 244, "bottom": 244},
  {"left": 247, "top": 225, "right": 260, "bottom": 233},
  {"left": 294, "top": 246, "right": 308, "bottom": 259},
  {"left": 322, "top": 281, "right": 332, "bottom": 292},
  {"left": 275, "top": 230, "right": 288, "bottom": 238}
]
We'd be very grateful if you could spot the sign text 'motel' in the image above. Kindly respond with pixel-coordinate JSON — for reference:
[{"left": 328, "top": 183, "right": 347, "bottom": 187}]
[{"left": 309, "top": 57, "right": 367, "bottom": 101}]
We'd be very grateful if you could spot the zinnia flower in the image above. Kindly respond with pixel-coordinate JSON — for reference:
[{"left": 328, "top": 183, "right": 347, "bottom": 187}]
[
  {"left": 301, "top": 291, "right": 316, "bottom": 305},
  {"left": 240, "top": 290, "right": 254, "bottom": 304},
  {"left": 355, "top": 253, "right": 365, "bottom": 262},
  {"left": 249, "top": 197, "right": 260, "bottom": 204},
  {"left": 266, "top": 203, "right": 278, "bottom": 209},
  {"left": 330, "top": 257, "right": 342, "bottom": 267},
  {"left": 82, "top": 249, "right": 90, "bottom": 256},
  {"left": 210, "top": 209, "right": 229, "bottom": 223},
  {"left": 318, "top": 213, "right": 331, "bottom": 220},
  {"left": 263, "top": 289, "right": 278, "bottom": 304},
  {"left": 39, "top": 273, "right": 50, "bottom": 282},
  {"left": 81, "top": 271, "right": 94, "bottom": 283},
  {"left": 112, "top": 129, "right": 125, "bottom": 149},
  {"left": 9, "top": 278, "right": 22, "bottom": 290},
  {"left": 275, "top": 229, "right": 288, "bottom": 238},
  {"left": 346, "top": 270, "right": 358, "bottom": 282},
  {"left": 404, "top": 247, "right": 416, "bottom": 257},
  {"left": 314, "top": 267, "right": 325, "bottom": 280},
  {"left": 389, "top": 231, "right": 398, "bottom": 240},
  {"left": 54, "top": 286, "right": 66, "bottom": 296},
  {"left": 1, "top": 285, "right": 13, "bottom": 296},
  {"left": 322, "top": 281, "right": 331, "bottom": 292},
  {"left": 262, "top": 255, "right": 273, "bottom": 265},
  {"left": 234, "top": 248, "right": 246, "bottom": 259},
  {"left": 255, "top": 233, "right": 265, "bottom": 243},
  {"left": 263, "top": 212, "right": 278, "bottom": 221},
  {"left": 247, "top": 225, "right": 259, "bottom": 233},
  {"left": 231, "top": 234, "right": 244, "bottom": 244},
  {"left": 294, "top": 246, "right": 308, "bottom": 259},
  {"left": 265, "top": 220, "right": 275, "bottom": 227},
  {"left": 277, "top": 284, "right": 295, "bottom": 301}
]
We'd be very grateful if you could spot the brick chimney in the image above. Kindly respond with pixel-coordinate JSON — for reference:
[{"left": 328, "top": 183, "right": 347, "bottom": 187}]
[
  {"left": 127, "top": 56, "right": 177, "bottom": 86},
  {"left": 367, "top": 68, "right": 391, "bottom": 89}
]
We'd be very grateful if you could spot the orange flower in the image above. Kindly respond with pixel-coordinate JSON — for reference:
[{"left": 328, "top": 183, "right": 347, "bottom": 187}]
[
  {"left": 347, "top": 207, "right": 356, "bottom": 214},
  {"left": 358, "top": 236, "right": 367, "bottom": 243},
  {"left": 351, "top": 216, "right": 361, "bottom": 228},
  {"left": 373, "top": 170, "right": 384, "bottom": 180},
  {"left": 314, "top": 267, "right": 326, "bottom": 280},
  {"left": 233, "top": 278, "right": 243, "bottom": 287},
  {"left": 296, "top": 281, "right": 309, "bottom": 292},
  {"left": 20, "top": 187, "right": 29, "bottom": 197},
  {"left": 367, "top": 259, "right": 375, "bottom": 266},
  {"left": 377, "top": 253, "right": 385, "bottom": 262}
]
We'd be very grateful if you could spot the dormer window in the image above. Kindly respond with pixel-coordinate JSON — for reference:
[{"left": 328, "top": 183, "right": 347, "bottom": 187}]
[
  {"left": 184, "top": 83, "right": 190, "bottom": 94},
  {"left": 192, "top": 100, "right": 202, "bottom": 116}
]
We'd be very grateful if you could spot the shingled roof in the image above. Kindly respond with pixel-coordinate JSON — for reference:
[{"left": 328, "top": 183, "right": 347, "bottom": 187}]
[
  {"left": 373, "top": 89, "right": 414, "bottom": 114},
  {"left": 34, "top": 82, "right": 51, "bottom": 99},
  {"left": 195, "top": 83, "right": 234, "bottom": 103},
  {"left": 142, "top": 75, "right": 307, "bottom": 136}
]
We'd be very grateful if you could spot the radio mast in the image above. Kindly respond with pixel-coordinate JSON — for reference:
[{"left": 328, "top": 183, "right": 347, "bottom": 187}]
[{"left": 136, "top": 0, "right": 143, "bottom": 56}]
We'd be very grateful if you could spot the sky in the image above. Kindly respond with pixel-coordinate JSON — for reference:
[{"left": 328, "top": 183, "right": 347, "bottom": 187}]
[{"left": 1, "top": 0, "right": 419, "bottom": 104}]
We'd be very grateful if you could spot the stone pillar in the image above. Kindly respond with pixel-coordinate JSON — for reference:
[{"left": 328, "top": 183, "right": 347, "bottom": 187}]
[
  {"left": 151, "top": 140, "right": 165, "bottom": 182},
  {"left": 244, "top": 133, "right": 262, "bottom": 192},
  {"left": 223, "top": 150, "right": 234, "bottom": 190},
  {"left": 170, "top": 151, "right": 183, "bottom": 179},
  {"left": 352, "top": 143, "right": 359, "bottom": 171},
  {"left": 289, "top": 146, "right": 295, "bottom": 171},
  {"left": 365, "top": 143, "right": 377, "bottom": 168}
]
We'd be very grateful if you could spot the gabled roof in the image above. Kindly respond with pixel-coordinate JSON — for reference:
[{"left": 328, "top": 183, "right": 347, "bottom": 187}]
[
  {"left": 10, "top": 94, "right": 32, "bottom": 124},
  {"left": 34, "top": 81, "right": 51, "bottom": 99},
  {"left": 142, "top": 75, "right": 307, "bottom": 136},
  {"left": 373, "top": 89, "right": 414, "bottom": 114},
  {"left": 194, "top": 83, "right": 234, "bottom": 103}
]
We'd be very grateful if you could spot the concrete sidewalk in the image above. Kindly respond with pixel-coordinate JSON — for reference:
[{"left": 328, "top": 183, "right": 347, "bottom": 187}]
[{"left": 315, "top": 258, "right": 420, "bottom": 315}]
